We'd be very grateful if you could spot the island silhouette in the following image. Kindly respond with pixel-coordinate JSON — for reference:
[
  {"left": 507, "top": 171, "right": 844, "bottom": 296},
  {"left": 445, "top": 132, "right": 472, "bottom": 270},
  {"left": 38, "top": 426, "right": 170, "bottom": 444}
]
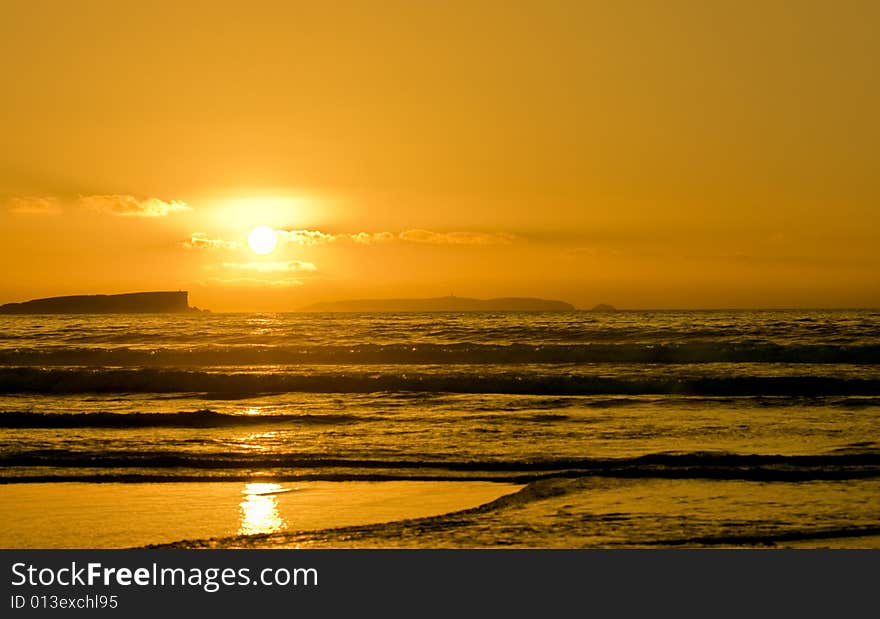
[
  {"left": 0, "top": 291, "right": 203, "bottom": 314},
  {"left": 0, "top": 292, "right": 603, "bottom": 314},
  {"left": 300, "top": 295, "right": 576, "bottom": 312}
]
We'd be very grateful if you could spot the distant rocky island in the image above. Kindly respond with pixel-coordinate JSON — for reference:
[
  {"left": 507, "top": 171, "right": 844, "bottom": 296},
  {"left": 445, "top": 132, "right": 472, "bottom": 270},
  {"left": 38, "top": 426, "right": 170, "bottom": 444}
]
[
  {"left": 590, "top": 303, "right": 618, "bottom": 312},
  {"left": 0, "top": 291, "right": 205, "bottom": 314},
  {"left": 301, "top": 295, "right": 576, "bottom": 313}
]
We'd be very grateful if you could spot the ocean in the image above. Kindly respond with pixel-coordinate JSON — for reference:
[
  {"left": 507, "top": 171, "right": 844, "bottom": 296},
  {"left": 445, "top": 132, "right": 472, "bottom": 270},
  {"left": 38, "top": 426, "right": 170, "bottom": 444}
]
[{"left": 1, "top": 310, "right": 879, "bottom": 548}]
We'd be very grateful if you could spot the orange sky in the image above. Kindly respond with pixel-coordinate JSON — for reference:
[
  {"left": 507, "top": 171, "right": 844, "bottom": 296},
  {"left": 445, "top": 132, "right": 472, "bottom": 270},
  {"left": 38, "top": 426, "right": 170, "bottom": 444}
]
[{"left": 1, "top": 1, "right": 878, "bottom": 310}]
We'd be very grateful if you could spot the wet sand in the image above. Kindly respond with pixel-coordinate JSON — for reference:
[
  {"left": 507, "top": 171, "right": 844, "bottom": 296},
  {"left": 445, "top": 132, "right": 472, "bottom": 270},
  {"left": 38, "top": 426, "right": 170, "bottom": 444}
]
[
  {"left": 0, "top": 480, "right": 522, "bottom": 549},
  {"left": 168, "top": 477, "right": 880, "bottom": 549}
]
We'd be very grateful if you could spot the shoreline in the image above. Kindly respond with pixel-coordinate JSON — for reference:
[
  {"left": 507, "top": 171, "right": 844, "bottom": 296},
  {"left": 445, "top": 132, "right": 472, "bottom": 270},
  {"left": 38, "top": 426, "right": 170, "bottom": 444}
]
[
  {"left": 157, "top": 477, "right": 880, "bottom": 550},
  {"left": 3, "top": 476, "right": 879, "bottom": 550}
]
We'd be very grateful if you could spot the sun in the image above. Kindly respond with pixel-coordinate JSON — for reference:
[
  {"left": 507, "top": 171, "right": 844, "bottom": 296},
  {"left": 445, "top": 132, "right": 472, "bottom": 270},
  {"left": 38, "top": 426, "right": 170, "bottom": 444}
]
[{"left": 247, "top": 226, "right": 278, "bottom": 255}]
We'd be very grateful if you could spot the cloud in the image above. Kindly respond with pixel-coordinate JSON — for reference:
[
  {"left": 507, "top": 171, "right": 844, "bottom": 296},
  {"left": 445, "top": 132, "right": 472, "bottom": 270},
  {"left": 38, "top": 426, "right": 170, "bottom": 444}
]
[
  {"left": 4, "top": 194, "right": 192, "bottom": 218},
  {"left": 274, "top": 229, "right": 395, "bottom": 246},
  {"left": 206, "top": 277, "right": 304, "bottom": 288},
  {"left": 4, "top": 196, "right": 62, "bottom": 215},
  {"left": 397, "top": 229, "right": 515, "bottom": 245},
  {"left": 185, "top": 227, "right": 518, "bottom": 254},
  {"left": 184, "top": 233, "right": 241, "bottom": 251},
  {"left": 276, "top": 229, "right": 337, "bottom": 246},
  {"left": 275, "top": 228, "right": 515, "bottom": 246},
  {"left": 207, "top": 260, "right": 317, "bottom": 288},
  {"left": 222, "top": 260, "right": 317, "bottom": 273},
  {"left": 78, "top": 195, "right": 191, "bottom": 217},
  {"left": 349, "top": 231, "right": 396, "bottom": 244}
]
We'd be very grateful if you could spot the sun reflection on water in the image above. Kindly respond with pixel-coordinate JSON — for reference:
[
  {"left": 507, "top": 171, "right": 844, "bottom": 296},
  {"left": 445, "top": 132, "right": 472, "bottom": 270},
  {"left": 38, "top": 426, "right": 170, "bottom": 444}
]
[
  {"left": 238, "top": 483, "right": 288, "bottom": 536},
  {"left": 232, "top": 430, "right": 279, "bottom": 452}
]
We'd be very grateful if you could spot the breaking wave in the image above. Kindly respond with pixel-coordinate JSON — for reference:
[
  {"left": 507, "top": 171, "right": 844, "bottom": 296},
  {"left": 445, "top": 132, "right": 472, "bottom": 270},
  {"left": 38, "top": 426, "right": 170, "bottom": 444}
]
[
  {"left": 4, "top": 450, "right": 878, "bottom": 483},
  {"left": 0, "top": 409, "right": 362, "bottom": 428},
  {"left": 1, "top": 342, "right": 880, "bottom": 366},
  {"left": 2, "top": 367, "right": 879, "bottom": 396}
]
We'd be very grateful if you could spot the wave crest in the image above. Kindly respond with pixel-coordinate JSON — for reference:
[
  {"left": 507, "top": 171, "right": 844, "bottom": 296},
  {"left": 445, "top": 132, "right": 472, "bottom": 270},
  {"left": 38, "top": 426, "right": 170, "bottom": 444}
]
[
  {"left": 1, "top": 342, "right": 879, "bottom": 366},
  {"left": 1, "top": 367, "right": 879, "bottom": 396}
]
